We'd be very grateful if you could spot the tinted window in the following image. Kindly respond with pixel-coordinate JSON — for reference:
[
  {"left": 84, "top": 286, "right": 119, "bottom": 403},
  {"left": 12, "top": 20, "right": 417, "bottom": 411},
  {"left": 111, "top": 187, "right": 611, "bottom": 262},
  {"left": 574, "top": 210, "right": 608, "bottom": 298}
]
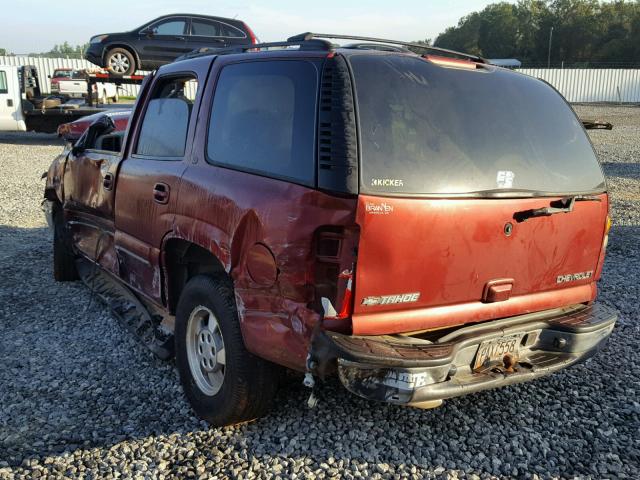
[
  {"left": 350, "top": 55, "right": 605, "bottom": 195},
  {"left": 191, "top": 19, "right": 245, "bottom": 38},
  {"left": 207, "top": 61, "right": 317, "bottom": 184},
  {"left": 192, "top": 19, "right": 220, "bottom": 36},
  {"left": 0, "top": 71, "right": 7, "bottom": 94},
  {"left": 219, "top": 23, "right": 245, "bottom": 38},
  {"left": 153, "top": 20, "right": 186, "bottom": 35},
  {"left": 136, "top": 76, "right": 198, "bottom": 158}
]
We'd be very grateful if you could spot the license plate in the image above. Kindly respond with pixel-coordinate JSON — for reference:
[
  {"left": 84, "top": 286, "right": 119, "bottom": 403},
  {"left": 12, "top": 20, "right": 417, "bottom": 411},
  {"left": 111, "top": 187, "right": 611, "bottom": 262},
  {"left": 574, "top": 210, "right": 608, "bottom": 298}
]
[{"left": 473, "top": 334, "right": 523, "bottom": 370}]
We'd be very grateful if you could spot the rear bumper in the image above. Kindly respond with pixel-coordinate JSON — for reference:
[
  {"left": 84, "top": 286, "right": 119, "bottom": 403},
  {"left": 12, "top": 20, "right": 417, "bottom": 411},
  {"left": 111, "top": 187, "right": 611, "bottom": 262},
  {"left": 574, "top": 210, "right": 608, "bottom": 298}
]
[{"left": 312, "top": 303, "right": 616, "bottom": 407}]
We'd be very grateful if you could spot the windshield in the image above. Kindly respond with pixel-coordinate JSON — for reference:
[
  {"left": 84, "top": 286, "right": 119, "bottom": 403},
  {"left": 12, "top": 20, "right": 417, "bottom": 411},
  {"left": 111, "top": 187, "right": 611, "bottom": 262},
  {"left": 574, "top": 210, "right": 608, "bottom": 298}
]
[{"left": 350, "top": 54, "right": 605, "bottom": 196}]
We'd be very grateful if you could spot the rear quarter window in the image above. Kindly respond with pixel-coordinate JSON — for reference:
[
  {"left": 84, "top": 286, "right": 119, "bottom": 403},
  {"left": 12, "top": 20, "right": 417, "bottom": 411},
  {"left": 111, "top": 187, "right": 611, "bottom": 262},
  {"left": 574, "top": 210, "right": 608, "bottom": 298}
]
[
  {"left": 206, "top": 60, "right": 318, "bottom": 185},
  {"left": 135, "top": 76, "right": 199, "bottom": 158}
]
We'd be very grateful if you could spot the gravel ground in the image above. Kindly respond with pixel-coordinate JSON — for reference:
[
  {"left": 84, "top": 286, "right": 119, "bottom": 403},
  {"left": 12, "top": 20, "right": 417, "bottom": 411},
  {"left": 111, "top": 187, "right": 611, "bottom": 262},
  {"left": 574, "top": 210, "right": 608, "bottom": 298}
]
[{"left": 0, "top": 106, "right": 639, "bottom": 479}]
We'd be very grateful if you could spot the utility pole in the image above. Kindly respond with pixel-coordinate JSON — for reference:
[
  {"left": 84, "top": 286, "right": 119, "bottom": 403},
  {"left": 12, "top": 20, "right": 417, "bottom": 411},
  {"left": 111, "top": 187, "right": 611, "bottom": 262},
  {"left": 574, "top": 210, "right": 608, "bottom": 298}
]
[{"left": 547, "top": 27, "right": 554, "bottom": 68}]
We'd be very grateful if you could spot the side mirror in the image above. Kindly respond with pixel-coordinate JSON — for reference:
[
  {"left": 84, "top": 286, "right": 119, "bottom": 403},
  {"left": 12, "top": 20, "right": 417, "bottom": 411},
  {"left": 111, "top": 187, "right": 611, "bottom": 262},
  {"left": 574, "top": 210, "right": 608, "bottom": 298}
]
[
  {"left": 48, "top": 75, "right": 52, "bottom": 79},
  {"left": 140, "top": 27, "right": 154, "bottom": 36},
  {"left": 72, "top": 115, "right": 116, "bottom": 155}
]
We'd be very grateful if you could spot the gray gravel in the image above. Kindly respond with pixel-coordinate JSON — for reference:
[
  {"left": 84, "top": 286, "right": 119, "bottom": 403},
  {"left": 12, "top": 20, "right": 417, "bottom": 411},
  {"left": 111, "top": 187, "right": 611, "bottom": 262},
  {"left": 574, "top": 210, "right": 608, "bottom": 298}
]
[{"left": 1, "top": 107, "right": 639, "bottom": 479}]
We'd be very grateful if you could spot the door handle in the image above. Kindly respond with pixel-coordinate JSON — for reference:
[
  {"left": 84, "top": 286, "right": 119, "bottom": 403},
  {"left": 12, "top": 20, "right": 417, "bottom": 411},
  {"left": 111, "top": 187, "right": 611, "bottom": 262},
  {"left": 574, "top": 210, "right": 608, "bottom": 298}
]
[
  {"left": 175, "top": 36, "right": 185, "bottom": 41},
  {"left": 103, "top": 172, "right": 114, "bottom": 190},
  {"left": 153, "top": 182, "right": 170, "bottom": 204}
]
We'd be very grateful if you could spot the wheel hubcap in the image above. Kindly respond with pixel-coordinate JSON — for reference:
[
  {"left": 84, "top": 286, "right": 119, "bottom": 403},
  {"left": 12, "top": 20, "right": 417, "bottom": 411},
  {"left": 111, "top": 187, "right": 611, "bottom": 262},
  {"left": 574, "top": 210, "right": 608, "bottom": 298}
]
[
  {"left": 186, "top": 306, "right": 226, "bottom": 396},
  {"left": 109, "top": 53, "right": 130, "bottom": 74}
]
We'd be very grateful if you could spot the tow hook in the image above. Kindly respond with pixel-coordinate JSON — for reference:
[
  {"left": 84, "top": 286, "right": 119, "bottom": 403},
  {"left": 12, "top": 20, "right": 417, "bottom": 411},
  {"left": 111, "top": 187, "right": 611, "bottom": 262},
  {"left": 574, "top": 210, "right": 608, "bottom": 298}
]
[{"left": 303, "top": 354, "right": 319, "bottom": 408}]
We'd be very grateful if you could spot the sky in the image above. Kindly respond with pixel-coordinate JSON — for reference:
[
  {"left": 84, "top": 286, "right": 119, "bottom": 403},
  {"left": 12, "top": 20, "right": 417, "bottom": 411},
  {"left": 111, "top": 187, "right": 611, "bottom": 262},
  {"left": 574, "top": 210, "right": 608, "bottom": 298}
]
[{"left": 1, "top": 0, "right": 506, "bottom": 54}]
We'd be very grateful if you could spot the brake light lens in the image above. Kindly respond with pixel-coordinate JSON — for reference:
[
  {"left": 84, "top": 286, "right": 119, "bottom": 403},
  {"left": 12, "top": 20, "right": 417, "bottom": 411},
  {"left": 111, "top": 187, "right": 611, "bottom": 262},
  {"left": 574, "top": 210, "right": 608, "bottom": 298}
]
[
  {"left": 312, "top": 226, "right": 359, "bottom": 332},
  {"left": 605, "top": 215, "right": 612, "bottom": 235},
  {"left": 423, "top": 54, "right": 479, "bottom": 70}
]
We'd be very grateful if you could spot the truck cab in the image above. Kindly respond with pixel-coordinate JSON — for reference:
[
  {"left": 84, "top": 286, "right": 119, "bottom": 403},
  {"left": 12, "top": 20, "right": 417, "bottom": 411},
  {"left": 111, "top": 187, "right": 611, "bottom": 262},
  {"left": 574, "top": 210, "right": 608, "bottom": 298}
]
[
  {"left": 0, "top": 65, "right": 27, "bottom": 131},
  {"left": 0, "top": 64, "right": 126, "bottom": 133}
]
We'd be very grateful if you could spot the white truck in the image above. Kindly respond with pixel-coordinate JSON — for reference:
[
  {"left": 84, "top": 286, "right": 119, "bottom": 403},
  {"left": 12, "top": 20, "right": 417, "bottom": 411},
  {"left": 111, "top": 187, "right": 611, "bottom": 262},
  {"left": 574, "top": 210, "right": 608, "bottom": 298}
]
[
  {"left": 51, "top": 69, "right": 119, "bottom": 103},
  {"left": 0, "top": 65, "right": 134, "bottom": 133}
]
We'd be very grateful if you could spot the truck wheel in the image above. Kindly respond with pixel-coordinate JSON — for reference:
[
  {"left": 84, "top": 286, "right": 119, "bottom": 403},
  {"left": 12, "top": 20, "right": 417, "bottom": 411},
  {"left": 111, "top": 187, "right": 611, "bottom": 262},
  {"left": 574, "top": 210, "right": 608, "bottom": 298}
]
[
  {"left": 175, "top": 275, "right": 279, "bottom": 426},
  {"left": 53, "top": 208, "right": 78, "bottom": 282},
  {"left": 105, "top": 48, "right": 136, "bottom": 76}
]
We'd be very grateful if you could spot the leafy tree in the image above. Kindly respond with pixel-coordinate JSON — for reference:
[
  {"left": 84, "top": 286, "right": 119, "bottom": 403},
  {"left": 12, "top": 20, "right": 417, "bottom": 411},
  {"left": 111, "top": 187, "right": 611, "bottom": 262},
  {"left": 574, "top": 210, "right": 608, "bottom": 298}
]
[
  {"left": 0, "top": 48, "right": 7, "bottom": 56},
  {"left": 49, "top": 42, "right": 89, "bottom": 57},
  {"left": 430, "top": 0, "right": 640, "bottom": 66},
  {"left": 407, "top": 38, "right": 432, "bottom": 54},
  {"left": 478, "top": 3, "right": 521, "bottom": 58}
]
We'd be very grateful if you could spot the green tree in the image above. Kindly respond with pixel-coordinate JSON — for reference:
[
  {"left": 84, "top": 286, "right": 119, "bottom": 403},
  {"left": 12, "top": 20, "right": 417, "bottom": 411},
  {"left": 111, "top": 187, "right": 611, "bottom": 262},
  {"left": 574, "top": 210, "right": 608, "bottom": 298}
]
[
  {"left": 431, "top": 0, "right": 640, "bottom": 65},
  {"left": 478, "top": 3, "right": 521, "bottom": 58},
  {"left": 407, "top": 38, "right": 432, "bottom": 54},
  {"left": 0, "top": 47, "right": 7, "bottom": 56}
]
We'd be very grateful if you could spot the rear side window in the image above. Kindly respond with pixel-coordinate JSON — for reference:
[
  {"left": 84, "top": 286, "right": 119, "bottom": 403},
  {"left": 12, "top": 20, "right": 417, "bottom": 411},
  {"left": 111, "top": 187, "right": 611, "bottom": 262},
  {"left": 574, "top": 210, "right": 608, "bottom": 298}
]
[
  {"left": 350, "top": 55, "right": 605, "bottom": 196},
  {"left": 207, "top": 61, "right": 318, "bottom": 185},
  {"left": 191, "top": 19, "right": 245, "bottom": 38},
  {"left": 153, "top": 20, "right": 187, "bottom": 35},
  {"left": 135, "top": 76, "right": 198, "bottom": 158},
  {"left": 0, "top": 71, "right": 7, "bottom": 94}
]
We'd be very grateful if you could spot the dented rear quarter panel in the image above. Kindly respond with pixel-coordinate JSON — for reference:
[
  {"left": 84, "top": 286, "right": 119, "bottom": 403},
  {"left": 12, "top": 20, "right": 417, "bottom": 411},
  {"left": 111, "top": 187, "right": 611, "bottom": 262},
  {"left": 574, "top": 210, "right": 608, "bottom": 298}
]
[{"left": 173, "top": 53, "right": 357, "bottom": 369}]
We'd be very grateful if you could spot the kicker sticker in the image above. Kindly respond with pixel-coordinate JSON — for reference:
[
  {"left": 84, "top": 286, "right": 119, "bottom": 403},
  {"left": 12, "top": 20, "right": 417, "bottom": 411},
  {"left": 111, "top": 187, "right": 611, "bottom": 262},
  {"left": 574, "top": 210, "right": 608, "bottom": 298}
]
[
  {"left": 371, "top": 178, "right": 404, "bottom": 187},
  {"left": 362, "top": 292, "right": 421, "bottom": 306}
]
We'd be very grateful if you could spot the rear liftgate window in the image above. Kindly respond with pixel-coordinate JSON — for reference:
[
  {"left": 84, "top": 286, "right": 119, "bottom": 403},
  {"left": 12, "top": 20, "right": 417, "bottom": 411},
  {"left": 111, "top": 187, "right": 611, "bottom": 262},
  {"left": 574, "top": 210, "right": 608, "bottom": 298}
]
[
  {"left": 206, "top": 61, "right": 318, "bottom": 185},
  {"left": 350, "top": 55, "right": 605, "bottom": 196}
]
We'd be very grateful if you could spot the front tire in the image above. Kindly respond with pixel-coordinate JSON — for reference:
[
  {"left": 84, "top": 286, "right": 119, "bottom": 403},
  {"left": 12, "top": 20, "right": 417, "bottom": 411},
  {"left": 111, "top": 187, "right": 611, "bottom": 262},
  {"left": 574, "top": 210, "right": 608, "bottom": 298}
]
[
  {"left": 105, "top": 48, "right": 136, "bottom": 76},
  {"left": 53, "top": 207, "right": 78, "bottom": 282},
  {"left": 175, "top": 275, "right": 279, "bottom": 426}
]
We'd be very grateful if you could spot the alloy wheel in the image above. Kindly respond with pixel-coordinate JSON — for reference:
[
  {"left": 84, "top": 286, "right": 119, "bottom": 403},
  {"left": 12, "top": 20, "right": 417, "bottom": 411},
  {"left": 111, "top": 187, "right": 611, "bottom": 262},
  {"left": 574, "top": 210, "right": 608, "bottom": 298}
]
[{"left": 185, "top": 305, "right": 226, "bottom": 396}]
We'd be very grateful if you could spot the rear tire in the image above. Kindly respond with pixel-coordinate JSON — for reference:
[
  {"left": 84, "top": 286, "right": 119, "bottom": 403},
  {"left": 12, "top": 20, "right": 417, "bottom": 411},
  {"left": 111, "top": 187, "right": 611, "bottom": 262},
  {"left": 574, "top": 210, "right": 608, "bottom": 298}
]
[
  {"left": 105, "top": 48, "right": 136, "bottom": 76},
  {"left": 175, "top": 275, "right": 279, "bottom": 426},
  {"left": 53, "top": 207, "right": 78, "bottom": 282}
]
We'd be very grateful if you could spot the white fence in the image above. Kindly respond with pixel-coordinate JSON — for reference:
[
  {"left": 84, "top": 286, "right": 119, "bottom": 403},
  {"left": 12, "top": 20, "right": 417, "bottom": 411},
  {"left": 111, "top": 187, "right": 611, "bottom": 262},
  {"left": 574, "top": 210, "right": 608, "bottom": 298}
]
[
  {"left": 517, "top": 68, "right": 640, "bottom": 103},
  {"left": 2, "top": 55, "right": 640, "bottom": 103},
  {"left": 0, "top": 55, "right": 142, "bottom": 96}
]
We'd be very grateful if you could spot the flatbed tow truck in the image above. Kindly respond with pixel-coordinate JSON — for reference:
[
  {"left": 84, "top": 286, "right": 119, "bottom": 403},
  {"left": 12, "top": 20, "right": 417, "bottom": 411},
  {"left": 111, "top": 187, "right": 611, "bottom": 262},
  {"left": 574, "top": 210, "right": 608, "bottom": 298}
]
[{"left": 0, "top": 64, "right": 142, "bottom": 133}]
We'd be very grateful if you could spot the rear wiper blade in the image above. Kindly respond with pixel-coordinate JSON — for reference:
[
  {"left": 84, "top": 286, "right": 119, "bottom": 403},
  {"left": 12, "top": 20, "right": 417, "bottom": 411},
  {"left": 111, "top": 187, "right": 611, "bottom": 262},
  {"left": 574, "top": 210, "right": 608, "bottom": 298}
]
[{"left": 514, "top": 195, "right": 602, "bottom": 222}]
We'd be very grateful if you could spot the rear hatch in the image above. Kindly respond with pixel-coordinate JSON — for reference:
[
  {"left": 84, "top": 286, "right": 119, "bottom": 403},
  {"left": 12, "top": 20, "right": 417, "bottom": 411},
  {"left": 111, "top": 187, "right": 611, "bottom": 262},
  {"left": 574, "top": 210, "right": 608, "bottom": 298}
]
[{"left": 347, "top": 54, "right": 608, "bottom": 335}]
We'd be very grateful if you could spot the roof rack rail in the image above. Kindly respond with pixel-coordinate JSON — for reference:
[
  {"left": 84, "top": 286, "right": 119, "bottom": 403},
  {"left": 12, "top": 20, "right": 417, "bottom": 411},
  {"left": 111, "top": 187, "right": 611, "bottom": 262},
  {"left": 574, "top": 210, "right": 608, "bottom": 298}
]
[
  {"left": 176, "top": 38, "right": 333, "bottom": 62},
  {"left": 287, "top": 32, "right": 486, "bottom": 63}
]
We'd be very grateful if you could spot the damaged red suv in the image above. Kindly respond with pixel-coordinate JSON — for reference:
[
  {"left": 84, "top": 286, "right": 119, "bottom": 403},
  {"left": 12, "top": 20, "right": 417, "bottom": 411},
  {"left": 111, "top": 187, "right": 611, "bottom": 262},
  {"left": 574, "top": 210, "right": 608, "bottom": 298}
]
[{"left": 45, "top": 33, "right": 616, "bottom": 426}]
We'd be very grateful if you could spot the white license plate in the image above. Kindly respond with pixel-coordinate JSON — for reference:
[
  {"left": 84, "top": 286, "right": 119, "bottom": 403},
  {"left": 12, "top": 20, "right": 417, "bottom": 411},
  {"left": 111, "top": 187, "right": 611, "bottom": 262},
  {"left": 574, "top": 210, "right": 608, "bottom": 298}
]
[{"left": 473, "top": 334, "right": 523, "bottom": 370}]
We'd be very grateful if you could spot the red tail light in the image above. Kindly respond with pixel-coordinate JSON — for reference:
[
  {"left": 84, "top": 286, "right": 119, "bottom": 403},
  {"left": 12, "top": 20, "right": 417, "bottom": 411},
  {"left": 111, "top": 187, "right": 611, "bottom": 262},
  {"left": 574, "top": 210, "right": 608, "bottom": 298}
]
[
  {"left": 242, "top": 22, "right": 258, "bottom": 44},
  {"left": 312, "top": 226, "right": 359, "bottom": 332}
]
